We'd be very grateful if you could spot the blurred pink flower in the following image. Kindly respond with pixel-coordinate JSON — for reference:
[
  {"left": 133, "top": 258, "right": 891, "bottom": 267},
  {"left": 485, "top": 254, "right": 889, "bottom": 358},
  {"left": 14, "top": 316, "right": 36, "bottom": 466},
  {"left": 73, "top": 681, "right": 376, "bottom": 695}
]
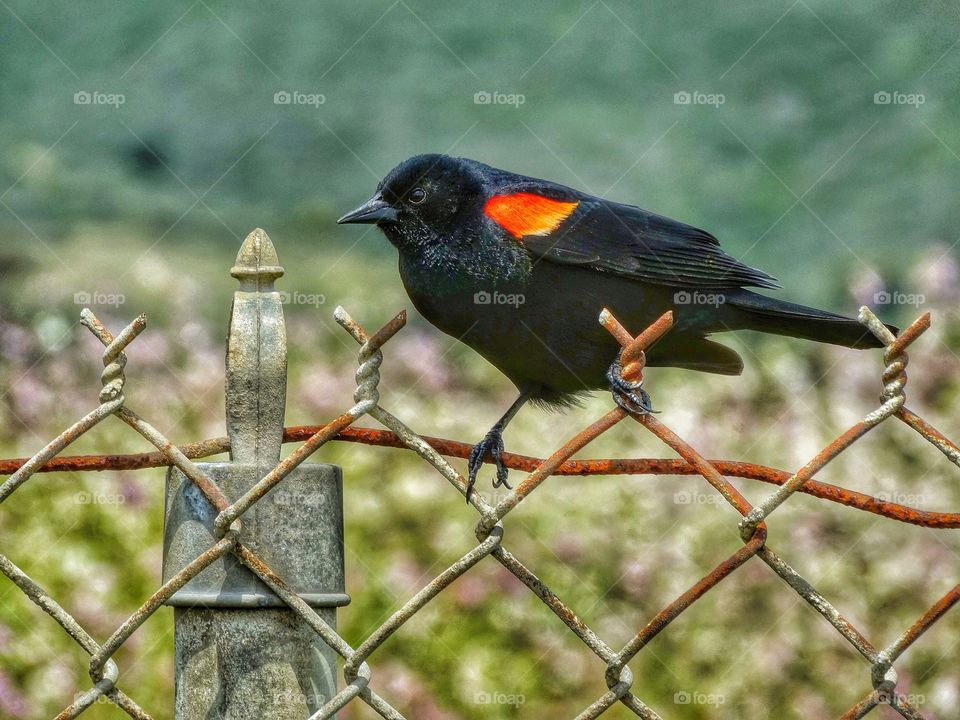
[
  {"left": 119, "top": 474, "right": 149, "bottom": 508},
  {"left": 296, "top": 364, "right": 355, "bottom": 414},
  {"left": 378, "top": 663, "right": 457, "bottom": 720},
  {"left": 0, "top": 323, "right": 35, "bottom": 364},
  {"left": 849, "top": 267, "right": 885, "bottom": 308},
  {"left": 619, "top": 557, "right": 651, "bottom": 600},
  {"left": 0, "top": 671, "right": 29, "bottom": 719},
  {"left": 451, "top": 573, "right": 490, "bottom": 608},
  {"left": 8, "top": 369, "right": 54, "bottom": 425},
  {"left": 386, "top": 555, "right": 428, "bottom": 595},
  {"left": 388, "top": 331, "right": 451, "bottom": 392},
  {"left": 493, "top": 566, "right": 528, "bottom": 598},
  {"left": 551, "top": 532, "right": 585, "bottom": 564},
  {"left": 124, "top": 330, "right": 172, "bottom": 368},
  {"left": 910, "top": 243, "right": 959, "bottom": 303}
]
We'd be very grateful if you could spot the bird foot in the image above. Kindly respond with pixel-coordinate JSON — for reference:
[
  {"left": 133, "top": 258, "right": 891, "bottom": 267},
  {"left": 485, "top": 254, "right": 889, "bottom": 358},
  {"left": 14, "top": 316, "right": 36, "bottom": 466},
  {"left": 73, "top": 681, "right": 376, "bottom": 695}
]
[
  {"left": 466, "top": 428, "right": 511, "bottom": 503},
  {"left": 606, "top": 360, "right": 655, "bottom": 415}
]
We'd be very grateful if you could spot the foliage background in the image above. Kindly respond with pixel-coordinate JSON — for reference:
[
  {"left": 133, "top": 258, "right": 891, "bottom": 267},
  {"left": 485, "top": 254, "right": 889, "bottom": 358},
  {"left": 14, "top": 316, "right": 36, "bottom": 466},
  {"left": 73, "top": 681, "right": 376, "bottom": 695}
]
[{"left": 1, "top": 1, "right": 960, "bottom": 718}]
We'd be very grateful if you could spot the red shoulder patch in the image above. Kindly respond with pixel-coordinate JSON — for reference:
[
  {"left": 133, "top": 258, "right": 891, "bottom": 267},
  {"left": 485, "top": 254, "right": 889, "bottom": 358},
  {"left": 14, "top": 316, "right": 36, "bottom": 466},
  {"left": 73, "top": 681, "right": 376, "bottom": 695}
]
[{"left": 484, "top": 193, "right": 580, "bottom": 240}]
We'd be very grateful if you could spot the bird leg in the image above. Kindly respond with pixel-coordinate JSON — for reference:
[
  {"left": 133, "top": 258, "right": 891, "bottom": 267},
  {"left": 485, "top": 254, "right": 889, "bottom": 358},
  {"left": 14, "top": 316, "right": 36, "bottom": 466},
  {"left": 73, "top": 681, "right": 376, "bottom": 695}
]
[
  {"left": 466, "top": 391, "right": 530, "bottom": 503},
  {"left": 606, "top": 359, "right": 654, "bottom": 415}
]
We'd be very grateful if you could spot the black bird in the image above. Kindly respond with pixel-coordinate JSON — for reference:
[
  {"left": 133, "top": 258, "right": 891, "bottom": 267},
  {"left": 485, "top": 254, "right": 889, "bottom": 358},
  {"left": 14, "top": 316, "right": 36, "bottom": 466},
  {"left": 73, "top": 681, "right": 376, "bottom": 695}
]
[{"left": 339, "top": 154, "right": 894, "bottom": 500}]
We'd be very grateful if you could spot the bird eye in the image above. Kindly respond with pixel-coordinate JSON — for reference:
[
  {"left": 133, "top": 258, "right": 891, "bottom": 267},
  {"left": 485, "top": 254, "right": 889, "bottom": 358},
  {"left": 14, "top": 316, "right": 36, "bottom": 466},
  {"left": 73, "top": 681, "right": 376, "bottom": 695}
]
[{"left": 409, "top": 187, "right": 426, "bottom": 204}]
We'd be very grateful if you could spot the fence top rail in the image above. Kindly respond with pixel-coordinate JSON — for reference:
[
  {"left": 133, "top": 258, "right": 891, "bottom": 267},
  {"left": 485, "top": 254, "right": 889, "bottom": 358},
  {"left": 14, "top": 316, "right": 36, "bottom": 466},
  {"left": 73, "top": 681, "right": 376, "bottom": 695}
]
[{"left": 1, "top": 424, "right": 958, "bottom": 529}]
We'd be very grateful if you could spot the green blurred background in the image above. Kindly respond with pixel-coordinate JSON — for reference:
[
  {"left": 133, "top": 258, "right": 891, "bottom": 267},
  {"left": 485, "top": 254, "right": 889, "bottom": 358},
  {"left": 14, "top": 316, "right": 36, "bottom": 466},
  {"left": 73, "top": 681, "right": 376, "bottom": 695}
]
[{"left": 2, "top": 1, "right": 960, "bottom": 718}]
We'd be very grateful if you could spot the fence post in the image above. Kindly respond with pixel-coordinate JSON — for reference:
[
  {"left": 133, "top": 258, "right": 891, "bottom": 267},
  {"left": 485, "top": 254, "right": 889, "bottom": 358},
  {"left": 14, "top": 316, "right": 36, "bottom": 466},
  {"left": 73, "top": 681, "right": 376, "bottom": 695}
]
[{"left": 161, "top": 228, "right": 349, "bottom": 718}]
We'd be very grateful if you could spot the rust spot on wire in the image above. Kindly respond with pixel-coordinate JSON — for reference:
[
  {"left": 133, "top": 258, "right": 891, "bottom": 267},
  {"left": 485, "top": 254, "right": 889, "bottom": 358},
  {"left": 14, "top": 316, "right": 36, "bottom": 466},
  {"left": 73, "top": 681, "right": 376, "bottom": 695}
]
[
  {"left": 366, "top": 309, "right": 407, "bottom": 351},
  {"left": 888, "top": 311, "right": 931, "bottom": 358},
  {"left": 335, "top": 306, "right": 406, "bottom": 349}
]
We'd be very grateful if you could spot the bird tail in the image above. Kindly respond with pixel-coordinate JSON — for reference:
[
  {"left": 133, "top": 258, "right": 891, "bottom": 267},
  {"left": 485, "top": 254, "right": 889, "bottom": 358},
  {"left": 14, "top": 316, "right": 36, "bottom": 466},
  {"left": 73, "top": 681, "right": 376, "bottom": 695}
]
[{"left": 723, "top": 290, "right": 896, "bottom": 349}]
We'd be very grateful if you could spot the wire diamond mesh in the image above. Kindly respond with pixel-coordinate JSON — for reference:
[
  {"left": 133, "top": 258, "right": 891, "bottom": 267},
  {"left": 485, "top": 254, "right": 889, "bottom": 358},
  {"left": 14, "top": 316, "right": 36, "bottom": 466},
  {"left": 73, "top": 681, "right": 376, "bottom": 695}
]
[{"left": 0, "top": 287, "right": 957, "bottom": 719}]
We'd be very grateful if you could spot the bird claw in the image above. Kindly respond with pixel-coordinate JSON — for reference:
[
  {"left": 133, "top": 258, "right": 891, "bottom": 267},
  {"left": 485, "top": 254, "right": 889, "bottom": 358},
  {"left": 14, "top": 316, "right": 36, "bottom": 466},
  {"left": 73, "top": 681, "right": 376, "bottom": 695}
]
[
  {"left": 606, "top": 360, "right": 655, "bottom": 415},
  {"left": 466, "top": 428, "right": 510, "bottom": 503}
]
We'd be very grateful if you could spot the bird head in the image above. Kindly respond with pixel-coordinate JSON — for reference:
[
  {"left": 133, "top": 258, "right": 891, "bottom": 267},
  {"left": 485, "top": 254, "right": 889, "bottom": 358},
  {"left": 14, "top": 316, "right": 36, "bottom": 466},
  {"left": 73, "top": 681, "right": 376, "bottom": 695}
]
[{"left": 337, "top": 154, "right": 487, "bottom": 251}]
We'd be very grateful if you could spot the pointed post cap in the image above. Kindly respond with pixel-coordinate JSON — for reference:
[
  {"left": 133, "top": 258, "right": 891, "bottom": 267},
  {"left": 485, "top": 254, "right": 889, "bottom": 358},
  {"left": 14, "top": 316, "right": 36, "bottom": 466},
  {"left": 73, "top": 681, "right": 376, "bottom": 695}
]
[{"left": 231, "top": 228, "right": 284, "bottom": 286}]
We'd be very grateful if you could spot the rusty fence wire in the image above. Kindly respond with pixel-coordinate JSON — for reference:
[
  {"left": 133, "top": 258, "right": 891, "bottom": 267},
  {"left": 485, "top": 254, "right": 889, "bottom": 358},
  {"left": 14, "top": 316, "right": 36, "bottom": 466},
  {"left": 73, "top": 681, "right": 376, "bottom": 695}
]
[{"left": 1, "top": 230, "right": 958, "bottom": 719}]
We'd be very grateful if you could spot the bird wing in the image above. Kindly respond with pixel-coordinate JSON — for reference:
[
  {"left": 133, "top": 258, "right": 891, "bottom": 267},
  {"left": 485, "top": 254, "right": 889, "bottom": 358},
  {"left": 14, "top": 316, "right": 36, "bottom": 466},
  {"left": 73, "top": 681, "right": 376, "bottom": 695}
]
[{"left": 484, "top": 185, "right": 779, "bottom": 290}]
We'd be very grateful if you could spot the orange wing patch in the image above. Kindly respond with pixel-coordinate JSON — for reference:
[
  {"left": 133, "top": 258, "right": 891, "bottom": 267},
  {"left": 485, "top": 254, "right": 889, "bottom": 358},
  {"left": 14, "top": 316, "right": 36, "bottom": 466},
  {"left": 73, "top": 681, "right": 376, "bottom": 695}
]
[{"left": 484, "top": 193, "right": 580, "bottom": 240}]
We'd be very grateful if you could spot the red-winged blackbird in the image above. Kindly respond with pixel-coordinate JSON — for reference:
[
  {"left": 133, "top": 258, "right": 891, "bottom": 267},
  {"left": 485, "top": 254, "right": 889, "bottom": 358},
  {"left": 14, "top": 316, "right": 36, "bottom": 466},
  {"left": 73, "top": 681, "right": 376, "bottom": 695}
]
[{"left": 339, "top": 154, "right": 896, "bottom": 500}]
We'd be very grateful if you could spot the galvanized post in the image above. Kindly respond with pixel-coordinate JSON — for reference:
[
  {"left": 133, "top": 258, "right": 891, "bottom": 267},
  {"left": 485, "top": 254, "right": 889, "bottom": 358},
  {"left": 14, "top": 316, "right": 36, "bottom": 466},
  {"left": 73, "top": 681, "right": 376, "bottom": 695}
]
[{"left": 162, "top": 229, "right": 348, "bottom": 718}]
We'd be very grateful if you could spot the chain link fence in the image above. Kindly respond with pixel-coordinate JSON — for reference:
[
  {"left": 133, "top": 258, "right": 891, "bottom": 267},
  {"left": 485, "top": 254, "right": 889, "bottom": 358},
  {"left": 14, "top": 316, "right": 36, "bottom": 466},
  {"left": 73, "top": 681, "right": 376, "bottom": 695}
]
[{"left": 0, "top": 229, "right": 957, "bottom": 719}]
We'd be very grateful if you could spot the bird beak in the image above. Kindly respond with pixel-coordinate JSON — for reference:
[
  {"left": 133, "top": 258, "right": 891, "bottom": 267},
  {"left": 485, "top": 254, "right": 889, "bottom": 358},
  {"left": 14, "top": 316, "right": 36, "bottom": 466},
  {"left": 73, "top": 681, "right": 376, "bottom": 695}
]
[{"left": 337, "top": 194, "right": 398, "bottom": 225}]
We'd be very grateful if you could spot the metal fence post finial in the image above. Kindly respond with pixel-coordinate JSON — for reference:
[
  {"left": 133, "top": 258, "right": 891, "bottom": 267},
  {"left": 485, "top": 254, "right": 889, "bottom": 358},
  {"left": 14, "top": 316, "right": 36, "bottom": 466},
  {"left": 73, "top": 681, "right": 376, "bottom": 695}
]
[
  {"left": 227, "top": 227, "right": 287, "bottom": 466},
  {"left": 162, "top": 228, "right": 347, "bottom": 719}
]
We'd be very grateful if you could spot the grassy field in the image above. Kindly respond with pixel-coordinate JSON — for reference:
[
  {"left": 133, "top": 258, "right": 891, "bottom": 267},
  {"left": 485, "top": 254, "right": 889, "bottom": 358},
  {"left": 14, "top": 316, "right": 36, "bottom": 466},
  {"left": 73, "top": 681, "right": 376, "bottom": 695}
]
[{"left": 2, "top": 1, "right": 960, "bottom": 305}]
